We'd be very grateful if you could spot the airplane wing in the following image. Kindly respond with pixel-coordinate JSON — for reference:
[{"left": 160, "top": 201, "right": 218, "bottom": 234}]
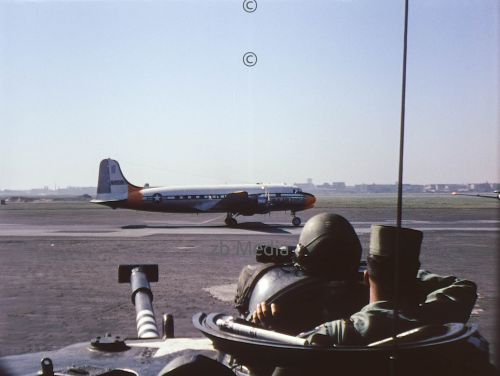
[
  {"left": 193, "top": 200, "right": 220, "bottom": 212},
  {"left": 193, "top": 191, "right": 251, "bottom": 212},
  {"left": 452, "top": 192, "right": 500, "bottom": 200},
  {"left": 224, "top": 191, "right": 250, "bottom": 200},
  {"left": 216, "top": 191, "right": 257, "bottom": 213}
]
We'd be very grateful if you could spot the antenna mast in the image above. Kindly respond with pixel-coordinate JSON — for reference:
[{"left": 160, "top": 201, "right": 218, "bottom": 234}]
[
  {"left": 391, "top": 0, "right": 410, "bottom": 373},
  {"left": 397, "top": 0, "right": 409, "bottom": 228}
]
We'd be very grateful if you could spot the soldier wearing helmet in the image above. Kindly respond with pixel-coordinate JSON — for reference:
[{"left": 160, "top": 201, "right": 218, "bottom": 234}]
[
  {"left": 246, "top": 213, "right": 368, "bottom": 333},
  {"left": 293, "top": 212, "right": 362, "bottom": 280},
  {"left": 252, "top": 225, "right": 477, "bottom": 348}
]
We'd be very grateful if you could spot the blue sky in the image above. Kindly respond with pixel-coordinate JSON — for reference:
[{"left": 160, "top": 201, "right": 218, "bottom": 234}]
[{"left": 0, "top": 0, "right": 498, "bottom": 189}]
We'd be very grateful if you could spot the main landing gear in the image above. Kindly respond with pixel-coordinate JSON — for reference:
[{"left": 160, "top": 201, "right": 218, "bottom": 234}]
[
  {"left": 225, "top": 213, "right": 238, "bottom": 227},
  {"left": 291, "top": 212, "right": 301, "bottom": 227}
]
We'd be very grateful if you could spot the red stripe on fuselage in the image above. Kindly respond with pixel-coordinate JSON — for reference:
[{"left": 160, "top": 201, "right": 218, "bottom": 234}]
[{"left": 124, "top": 186, "right": 144, "bottom": 210}]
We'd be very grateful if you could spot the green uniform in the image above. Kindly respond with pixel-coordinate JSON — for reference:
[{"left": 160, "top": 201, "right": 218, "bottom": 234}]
[
  {"left": 415, "top": 270, "right": 477, "bottom": 324},
  {"left": 302, "top": 270, "right": 477, "bottom": 346}
]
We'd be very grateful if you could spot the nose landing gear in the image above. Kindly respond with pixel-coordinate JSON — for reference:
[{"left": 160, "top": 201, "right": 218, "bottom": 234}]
[{"left": 291, "top": 213, "right": 301, "bottom": 227}]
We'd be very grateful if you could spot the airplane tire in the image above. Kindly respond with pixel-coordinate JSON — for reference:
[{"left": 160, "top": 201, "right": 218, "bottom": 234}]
[
  {"left": 225, "top": 217, "right": 238, "bottom": 227},
  {"left": 292, "top": 217, "right": 301, "bottom": 227}
]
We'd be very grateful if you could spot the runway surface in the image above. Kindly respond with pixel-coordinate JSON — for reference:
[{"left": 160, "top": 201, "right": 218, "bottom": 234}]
[
  {"left": 0, "top": 200, "right": 498, "bottom": 367},
  {"left": 0, "top": 208, "right": 498, "bottom": 237}
]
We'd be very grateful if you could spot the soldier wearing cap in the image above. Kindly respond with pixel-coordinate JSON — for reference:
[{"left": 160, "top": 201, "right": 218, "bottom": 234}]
[
  {"left": 301, "top": 225, "right": 477, "bottom": 345},
  {"left": 252, "top": 224, "right": 477, "bottom": 346}
]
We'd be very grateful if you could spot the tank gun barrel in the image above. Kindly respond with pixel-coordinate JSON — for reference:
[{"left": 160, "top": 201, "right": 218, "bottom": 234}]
[
  {"left": 118, "top": 264, "right": 160, "bottom": 338},
  {"left": 216, "top": 317, "right": 308, "bottom": 346}
]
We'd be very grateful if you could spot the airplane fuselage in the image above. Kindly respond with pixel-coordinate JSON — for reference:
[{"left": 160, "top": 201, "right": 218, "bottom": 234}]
[
  {"left": 105, "top": 184, "right": 315, "bottom": 215},
  {"left": 91, "top": 159, "right": 316, "bottom": 226}
]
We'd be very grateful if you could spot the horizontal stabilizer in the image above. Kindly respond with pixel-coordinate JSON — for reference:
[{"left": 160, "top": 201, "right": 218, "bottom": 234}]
[{"left": 90, "top": 198, "right": 127, "bottom": 204}]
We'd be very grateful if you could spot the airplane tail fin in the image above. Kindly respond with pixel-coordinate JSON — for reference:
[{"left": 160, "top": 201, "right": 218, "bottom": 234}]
[{"left": 92, "top": 159, "right": 140, "bottom": 202}]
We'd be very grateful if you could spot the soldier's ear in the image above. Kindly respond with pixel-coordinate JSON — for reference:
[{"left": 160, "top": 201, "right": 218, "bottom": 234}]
[{"left": 363, "top": 270, "right": 370, "bottom": 286}]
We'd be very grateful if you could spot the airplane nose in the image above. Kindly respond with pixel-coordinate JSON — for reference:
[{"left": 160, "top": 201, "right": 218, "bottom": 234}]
[{"left": 304, "top": 193, "right": 316, "bottom": 208}]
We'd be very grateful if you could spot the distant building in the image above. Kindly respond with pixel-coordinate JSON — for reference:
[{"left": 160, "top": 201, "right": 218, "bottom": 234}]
[
  {"left": 353, "top": 184, "right": 369, "bottom": 193},
  {"left": 317, "top": 183, "right": 332, "bottom": 189},
  {"left": 468, "top": 182, "right": 492, "bottom": 192},
  {"left": 294, "top": 179, "right": 316, "bottom": 190},
  {"left": 424, "top": 184, "right": 457, "bottom": 193},
  {"left": 402, "top": 184, "right": 424, "bottom": 193},
  {"left": 366, "top": 184, "right": 397, "bottom": 193},
  {"left": 331, "top": 182, "right": 346, "bottom": 191},
  {"left": 423, "top": 183, "right": 488, "bottom": 193}
]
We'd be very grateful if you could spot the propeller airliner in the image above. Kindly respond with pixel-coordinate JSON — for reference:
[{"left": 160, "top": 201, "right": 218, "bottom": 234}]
[{"left": 91, "top": 159, "right": 316, "bottom": 226}]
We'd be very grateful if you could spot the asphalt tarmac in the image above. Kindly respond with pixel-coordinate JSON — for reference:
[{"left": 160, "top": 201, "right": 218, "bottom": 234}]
[{"left": 0, "top": 200, "right": 498, "bottom": 366}]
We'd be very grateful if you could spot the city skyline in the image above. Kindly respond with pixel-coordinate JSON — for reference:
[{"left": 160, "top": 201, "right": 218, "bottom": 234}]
[{"left": 1, "top": 180, "right": 498, "bottom": 195}]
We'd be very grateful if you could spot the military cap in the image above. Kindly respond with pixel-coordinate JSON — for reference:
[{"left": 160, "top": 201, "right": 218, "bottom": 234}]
[
  {"left": 369, "top": 225, "right": 423, "bottom": 261},
  {"left": 368, "top": 225, "right": 423, "bottom": 294}
]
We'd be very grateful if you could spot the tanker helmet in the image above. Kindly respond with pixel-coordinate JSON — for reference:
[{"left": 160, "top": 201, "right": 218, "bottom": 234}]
[{"left": 294, "top": 213, "right": 361, "bottom": 280}]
